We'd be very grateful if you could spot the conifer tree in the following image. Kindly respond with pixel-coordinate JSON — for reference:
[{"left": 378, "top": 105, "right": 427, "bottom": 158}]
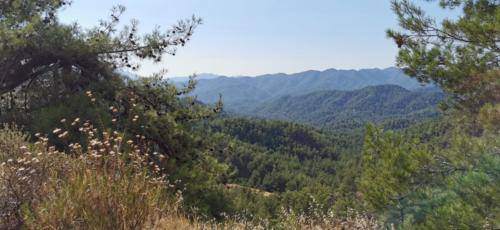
[
  {"left": 0, "top": 0, "right": 200, "bottom": 96},
  {"left": 388, "top": 0, "right": 499, "bottom": 112}
]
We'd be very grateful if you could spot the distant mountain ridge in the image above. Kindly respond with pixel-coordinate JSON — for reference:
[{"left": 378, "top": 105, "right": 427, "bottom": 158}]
[
  {"left": 169, "top": 73, "right": 221, "bottom": 82},
  {"left": 168, "top": 68, "right": 443, "bottom": 129},
  {"left": 176, "top": 67, "right": 431, "bottom": 110}
]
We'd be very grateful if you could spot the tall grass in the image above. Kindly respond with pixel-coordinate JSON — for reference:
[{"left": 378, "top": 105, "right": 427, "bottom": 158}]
[{"left": 0, "top": 118, "right": 173, "bottom": 229}]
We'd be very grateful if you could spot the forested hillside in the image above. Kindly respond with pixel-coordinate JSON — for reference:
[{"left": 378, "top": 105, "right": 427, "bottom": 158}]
[
  {"left": 244, "top": 85, "right": 444, "bottom": 130},
  {"left": 207, "top": 118, "right": 362, "bottom": 191}
]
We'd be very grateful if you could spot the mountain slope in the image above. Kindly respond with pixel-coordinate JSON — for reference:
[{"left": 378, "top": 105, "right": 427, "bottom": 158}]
[
  {"left": 185, "top": 67, "right": 429, "bottom": 109},
  {"left": 244, "top": 85, "right": 444, "bottom": 130}
]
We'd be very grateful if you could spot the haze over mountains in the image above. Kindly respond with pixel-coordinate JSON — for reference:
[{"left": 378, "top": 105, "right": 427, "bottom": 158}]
[
  {"left": 168, "top": 67, "right": 444, "bottom": 129},
  {"left": 175, "top": 67, "right": 430, "bottom": 105}
]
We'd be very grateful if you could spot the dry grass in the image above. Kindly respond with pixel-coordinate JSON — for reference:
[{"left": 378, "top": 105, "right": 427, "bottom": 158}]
[{"left": 0, "top": 118, "right": 172, "bottom": 229}]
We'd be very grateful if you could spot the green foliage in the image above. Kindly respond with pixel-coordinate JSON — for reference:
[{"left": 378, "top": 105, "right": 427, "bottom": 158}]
[
  {"left": 351, "top": 1, "right": 500, "bottom": 227},
  {"left": 359, "top": 116, "right": 499, "bottom": 228},
  {"left": 246, "top": 85, "right": 443, "bottom": 130},
  {"left": 360, "top": 124, "right": 432, "bottom": 211},
  {"left": 192, "top": 117, "right": 366, "bottom": 218},
  {"left": 0, "top": 0, "right": 233, "bottom": 222},
  {"left": 388, "top": 0, "right": 499, "bottom": 112},
  {"left": 207, "top": 118, "right": 361, "bottom": 193},
  {"left": 0, "top": 0, "right": 201, "bottom": 110}
]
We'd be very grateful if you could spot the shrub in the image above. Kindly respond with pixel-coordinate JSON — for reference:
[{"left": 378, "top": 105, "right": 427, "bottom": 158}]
[{"left": 0, "top": 119, "right": 171, "bottom": 229}]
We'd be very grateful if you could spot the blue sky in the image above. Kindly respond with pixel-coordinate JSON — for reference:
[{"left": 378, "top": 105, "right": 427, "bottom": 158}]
[{"left": 59, "top": 0, "right": 452, "bottom": 77}]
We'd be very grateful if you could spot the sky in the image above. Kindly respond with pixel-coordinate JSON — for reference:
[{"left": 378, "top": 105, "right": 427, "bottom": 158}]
[{"left": 59, "top": 0, "right": 452, "bottom": 77}]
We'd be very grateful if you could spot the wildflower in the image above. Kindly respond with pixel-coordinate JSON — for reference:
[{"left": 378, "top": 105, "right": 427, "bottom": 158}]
[
  {"left": 90, "top": 140, "right": 99, "bottom": 146},
  {"left": 58, "top": 131, "right": 69, "bottom": 138}
]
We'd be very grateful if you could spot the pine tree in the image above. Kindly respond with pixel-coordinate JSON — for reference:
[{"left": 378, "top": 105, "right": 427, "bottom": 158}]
[
  {"left": 359, "top": 1, "right": 500, "bottom": 228},
  {"left": 0, "top": 0, "right": 200, "bottom": 96},
  {"left": 387, "top": 0, "right": 499, "bottom": 113}
]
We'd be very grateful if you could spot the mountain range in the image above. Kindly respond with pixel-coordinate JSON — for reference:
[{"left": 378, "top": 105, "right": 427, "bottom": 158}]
[
  {"left": 175, "top": 67, "right": 429, "bottom": 107},
  {"left": 172, "top": 67, "right": 443, "bottom": 129}
]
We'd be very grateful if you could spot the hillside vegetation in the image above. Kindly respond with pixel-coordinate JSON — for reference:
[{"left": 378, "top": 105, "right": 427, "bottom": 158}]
[{"left": 245, "top": 85, "right": 444, "bottom": 130}]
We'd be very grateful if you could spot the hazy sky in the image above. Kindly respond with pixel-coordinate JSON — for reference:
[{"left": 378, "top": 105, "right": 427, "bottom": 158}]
[{"left": 59, "top": 1, "right": 451, "bottom": 77}]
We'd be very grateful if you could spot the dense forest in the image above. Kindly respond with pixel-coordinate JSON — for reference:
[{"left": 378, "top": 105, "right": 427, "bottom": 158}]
[
  {"left": 243, "top": 85, "right": 444, "bottom": 130},
  {"left": 0, "top": 0, "right": 498, "bottom": 229}
]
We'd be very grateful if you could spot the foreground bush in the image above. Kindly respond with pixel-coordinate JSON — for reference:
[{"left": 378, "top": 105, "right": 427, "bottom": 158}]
[{"left": 0, "top": 120, "right": 171, "bottom": 229}]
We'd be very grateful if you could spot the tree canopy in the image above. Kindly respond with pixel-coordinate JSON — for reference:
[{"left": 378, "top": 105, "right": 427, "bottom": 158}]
[
  {"left": 388, "top": 0, "right": 499, "bottom": 112},
  {"left": 0, "top": 0, "right": 200, "bottom": 96}
]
